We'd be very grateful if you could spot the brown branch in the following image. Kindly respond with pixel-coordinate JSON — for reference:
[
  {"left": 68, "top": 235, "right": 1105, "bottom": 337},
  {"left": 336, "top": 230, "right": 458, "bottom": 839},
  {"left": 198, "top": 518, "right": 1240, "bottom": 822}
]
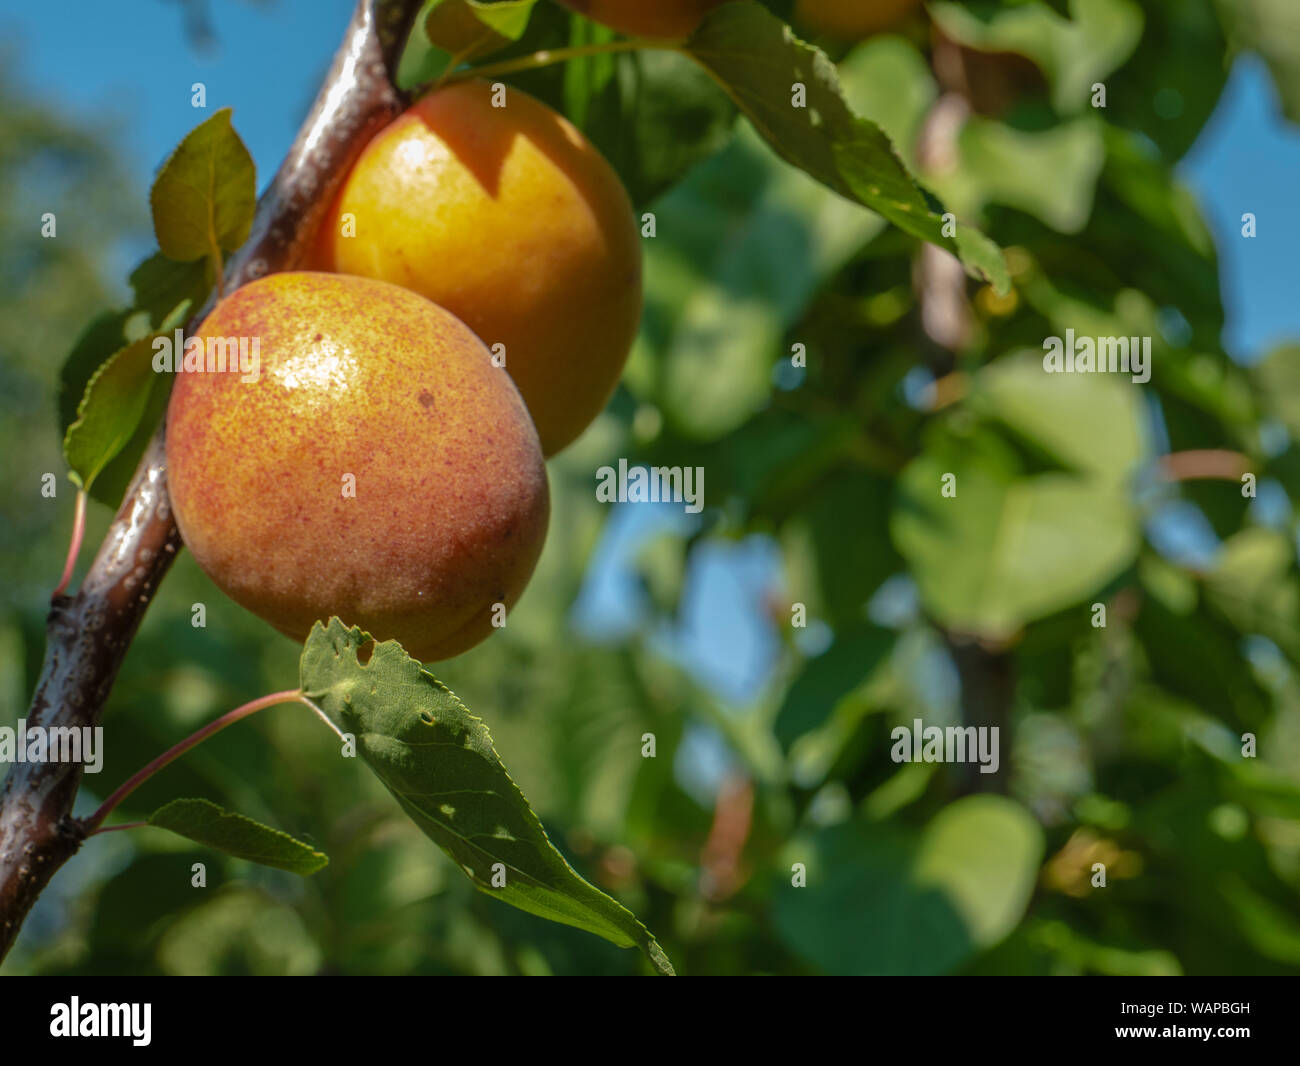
[
  {"left": 0, "top": 0, "right": 423, "bottom": 964},
  {"left": 944, "top": 636, "right": 1014, "bottom": 795},
  {"left": 914, "top": 32, "right": 974, "bottom": 354},
  {"left": 922, "top": 33, "right": 1013, "bottom": 793},
  {"left": 699, "top": 774, "right": 754, "bottom": 902},
  {"left": 1158, "top": 449, "right": 1253, "bottom": 482}
]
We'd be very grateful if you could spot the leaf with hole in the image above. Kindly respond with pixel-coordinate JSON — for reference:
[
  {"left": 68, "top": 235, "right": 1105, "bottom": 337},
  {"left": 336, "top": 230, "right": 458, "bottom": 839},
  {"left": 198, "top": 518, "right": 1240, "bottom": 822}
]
[{"left": 299, "top": 618, "right": 675, "bottom": 975}]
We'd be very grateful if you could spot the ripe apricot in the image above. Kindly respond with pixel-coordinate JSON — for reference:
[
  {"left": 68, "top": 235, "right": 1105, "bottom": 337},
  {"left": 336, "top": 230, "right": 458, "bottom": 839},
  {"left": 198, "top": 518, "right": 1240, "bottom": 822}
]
[
  {"left": 165, "top": 272, "right": 549, "bottom": 662},
  {"left": 793, "top": 0, "right": 925, "bottom": 39},
  {"left": 308, "top": 80, "right": 641, "bottom": 457},
  {"left": 555, "top": 0, "right": 725, "bottom": 38}
]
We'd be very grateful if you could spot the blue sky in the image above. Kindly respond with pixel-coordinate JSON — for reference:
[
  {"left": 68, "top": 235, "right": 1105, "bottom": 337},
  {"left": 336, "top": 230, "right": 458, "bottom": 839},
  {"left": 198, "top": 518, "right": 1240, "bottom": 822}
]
[
  {"left": 3, "top": 0, "right": 1298, "bottom": 715},
  {"left": 1181, "top": 54, "right": 1300, "bottom": 363}
]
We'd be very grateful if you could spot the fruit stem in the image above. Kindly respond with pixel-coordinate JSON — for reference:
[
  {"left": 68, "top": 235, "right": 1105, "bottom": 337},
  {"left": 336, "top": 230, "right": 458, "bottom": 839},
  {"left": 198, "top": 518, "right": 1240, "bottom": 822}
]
[
  {"left": 445, "top": 39, "right": 675, "bottom": 83},
  {"left": 51, "top": 488, "right": 87, "bottom": 601},
  {"left": 84, "top": 688, "right": 308, "bottom": 832}
]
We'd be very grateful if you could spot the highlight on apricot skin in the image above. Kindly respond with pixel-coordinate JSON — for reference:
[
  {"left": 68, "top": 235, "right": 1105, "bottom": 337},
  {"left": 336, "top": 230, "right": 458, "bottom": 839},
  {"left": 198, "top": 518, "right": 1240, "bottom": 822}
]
[
  {"left": 165, "top": 271, "right": 550, "bottom": 663},
  {"left": 554, "top": 0, "right": 726, "bottom": 39},
  {"left": 307, "top": 79, "right": 642, "bottom": 458}
]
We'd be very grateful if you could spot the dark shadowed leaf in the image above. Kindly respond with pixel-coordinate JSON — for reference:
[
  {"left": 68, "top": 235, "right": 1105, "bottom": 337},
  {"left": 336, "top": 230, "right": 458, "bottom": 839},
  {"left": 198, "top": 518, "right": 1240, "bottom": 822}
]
[
  {"left": 399, "top": 0, "right": 540, "bottom": 88},
  {"left": 774, "top": 623, "right": 894, "bottom": 748},
  {"left": 129, "top": 252, "right": 212, "bottom": 329},
  {"left": 63, "top": 337, "right": 163, "bottom": 493},
  {"left": 684, "top": 2, "right": 1008, "bottom": 290},
  {"left": 148, "top": 798, "right": 328, "bottom": 875},
  {"left": 774, "top": 797, "right": 1042, "bottom": 974}
]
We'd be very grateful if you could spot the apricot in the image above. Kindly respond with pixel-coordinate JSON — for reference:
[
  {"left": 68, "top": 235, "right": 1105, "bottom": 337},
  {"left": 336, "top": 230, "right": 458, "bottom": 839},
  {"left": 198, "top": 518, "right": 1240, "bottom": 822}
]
[
  {"left": 308, "top": 80, "right": 641, "bottom": 457},
  {"left": 165, "top": 272, "right": 549, "bottom": 662},
  {"left": 555, "top": 0, "right": 725, "bottom": 39},
  {"left": 793, "top": 0, "right": 925, "bottom": 39}
]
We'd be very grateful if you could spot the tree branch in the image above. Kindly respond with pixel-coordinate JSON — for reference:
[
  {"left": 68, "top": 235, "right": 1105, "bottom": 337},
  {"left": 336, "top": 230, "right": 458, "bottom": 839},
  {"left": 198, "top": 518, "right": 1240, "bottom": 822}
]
[{"left": 0, "top": 0, "right": 423, "bottom": 964}]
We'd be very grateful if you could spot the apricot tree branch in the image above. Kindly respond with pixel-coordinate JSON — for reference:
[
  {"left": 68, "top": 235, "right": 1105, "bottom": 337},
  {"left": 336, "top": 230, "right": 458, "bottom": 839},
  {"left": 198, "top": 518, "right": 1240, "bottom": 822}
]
[
  {"left": 1158, "top": 450, "right": 1253, "bottom": 482},
  {"left": 0, "top": 0, "right": 423, "bottom": 965},
  {"left": 86, "top": 689, "right": 308, "bottom": 832}
]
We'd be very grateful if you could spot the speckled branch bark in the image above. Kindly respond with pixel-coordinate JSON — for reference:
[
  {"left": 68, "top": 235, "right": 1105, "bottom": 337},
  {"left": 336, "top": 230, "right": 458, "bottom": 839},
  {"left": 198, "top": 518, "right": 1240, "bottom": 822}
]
[{"left": 0, "top": 0, "right": 421, "bottom": 964}]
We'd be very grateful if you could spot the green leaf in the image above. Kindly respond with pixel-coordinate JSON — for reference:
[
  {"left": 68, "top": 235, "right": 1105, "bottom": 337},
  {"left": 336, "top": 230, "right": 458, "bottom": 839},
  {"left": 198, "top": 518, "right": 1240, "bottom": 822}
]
[
  {"left": 948, "top": 116, "right": 1107, "bottom": 234},
  {"left": 59, "top": 253, "right": 206, "bottom": 442},
  {"left": 803, "top": 470, "right": 902, "bottom": 624},
  {"left": 456, "top": 0, "right": 536, "bottom": 38},
  {"left": 891, "top": 431, "right": 1139, "bottom": 637},
  {"left": 1252, "top": 343, "right": 1300, "bottom": 437},
  {"left": 398, "top": 0, "right": 539, "bottom": 89},
  {"left": 683, "top": 2, "right": 1008, "bottom": 291},
  {"left": 1106, "top": 0, "right": 1229, "bottom": 161},
  {"left": 299, "top": 619, "right": 675, "bottom": 975},
  {"left": 1203, "top": 528, "right": 1300, "bottom": 665},
  {"left": 774, "top": 796, "right": 1044, "bottom": 974},
  {"left": 629, "top": 122, "right": 883, "bottom": 438},
  {"left": 58, "top": 309, "right": 144, "bottom": 438},
  {"left": 929, "top": 0, "right": 1144, "bottom": 114},
  {"left": 85, "top": 363, "right": 174, "bottom": 510},
  {"left": 1135, "top": 573, "right": 1270, "bottom": 722},
  {"left": 150, "top": 108, "right": 256, "bottom": 263},
  {"left": 563, "top": 10, "right": 619, "bottom": 130},
  {"left": 56, "top": 251, "right": 202, "bottom": 508},
  {"left": 774, "top": 623, "right": 894, "bottom": 748},
  {"left": 1220, "top": 876, "right": 1300, "bottom": 965},
  {"left": 1217, "top": 0, "right": 1300, "bottom": 124},
  {"left": 573, "top": 46, "right": 738, "bottom": 208},
  {"left": 129, "top": 252, "right": 211, "bottom": 330},
  {"left": 913, "top": 797, "right": 1044, "bottom": 948},
  {"left": 972, "top": 350, "right": 1146, "bottom": 488},
  {"left": 836, "top": 36, "right": 937, "bottom": 166},
  {"left": 62, "top": 337, "right": 163, "bottom": 492},
  {"left": 148, "top": 798, "right": 329, "bottom": 875}
]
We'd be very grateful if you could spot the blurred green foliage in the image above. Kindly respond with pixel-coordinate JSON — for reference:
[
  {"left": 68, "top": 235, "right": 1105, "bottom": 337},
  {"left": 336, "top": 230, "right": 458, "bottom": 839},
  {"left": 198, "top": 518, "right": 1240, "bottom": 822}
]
[{"left": 4, "top": 0, "right": 1300, "bottom": 975}]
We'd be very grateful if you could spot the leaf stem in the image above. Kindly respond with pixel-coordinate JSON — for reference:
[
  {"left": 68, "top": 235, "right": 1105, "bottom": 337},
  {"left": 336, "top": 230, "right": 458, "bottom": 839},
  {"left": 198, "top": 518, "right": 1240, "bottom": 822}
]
[
  {"left": 87, "top": 821, "right": 147, "bottom": 837},
  {"left": 210, "top": 247, "right": 226, "bottom": 300},
  {"left": 51, "top": 488, "right": 88, "bottom": 601},
  {"left": 85, "top": 688, "right": 307, "bottom": 831},
  {"left": 444, "top": 39, "right": 673, "bottom": 84}
]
